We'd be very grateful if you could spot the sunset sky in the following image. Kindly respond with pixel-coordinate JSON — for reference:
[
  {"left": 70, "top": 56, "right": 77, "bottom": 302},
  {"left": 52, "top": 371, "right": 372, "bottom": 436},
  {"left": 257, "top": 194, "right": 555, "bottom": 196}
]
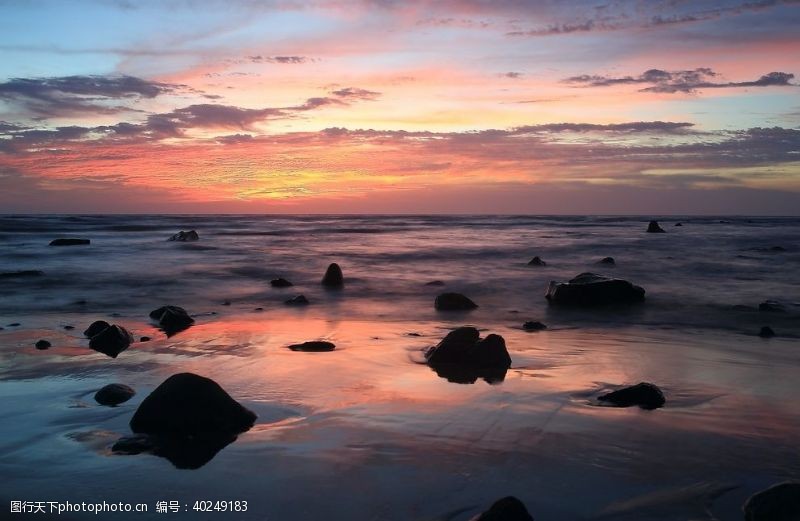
[{"left": 1, "top": 0, "right": 799, "bottom": 213}]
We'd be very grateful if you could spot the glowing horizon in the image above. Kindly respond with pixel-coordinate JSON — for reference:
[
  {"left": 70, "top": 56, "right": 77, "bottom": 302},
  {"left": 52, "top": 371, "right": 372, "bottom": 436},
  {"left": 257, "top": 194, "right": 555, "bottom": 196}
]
[{"left": 1, "top": 0, "right": 799, "bottom": 214}]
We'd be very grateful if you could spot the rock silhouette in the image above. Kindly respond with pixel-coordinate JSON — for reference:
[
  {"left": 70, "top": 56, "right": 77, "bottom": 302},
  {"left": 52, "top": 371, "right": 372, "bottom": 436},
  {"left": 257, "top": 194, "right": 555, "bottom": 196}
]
[
  {"left": 598, "top": 256, "right": 615, "bottom": 265},
  {"left": 95, "top": 383, "right": 135, "bottom": 406},
  {"left": 758, "top": 326, "right": 776, "bottom": 338},
  {"left": 425, "top": 327, "right": 511, "bottom": 384},
  {"left": 84, "top": 320, "right": 110, "bottom": 338},
  {"left": 285, "top": 295, "right": 309, "bottom": 306},
  {"left": 287, "top": 341, "right": 335, "bottom": 352},
  {"left": 321, "top": 263, "right": 344, "bottom": 287},
  {"left": 35, "top": 339, "right": 51, "bottom": 350},
  {"left": 89, "top": 324, "right": 134, "bottom": 358},
  {"left": 546, "top": 272, "right": 645, "bottom": 306},
  {"left": 528, "top": 256, "right": 546, "bottom": 266},
  {"left": 168, "top": 230, "right": 199, "bottom": 241},
  {"left": 435, "top": 292, "right": 478, "bottom": 311},
  {"left": 598, "top": 382, "right": 665, "bottom": 410},
  {"left": 149, "top": 305, "right": 194, "bottom": 335},
  {"left": 49, "top": 238, "right": 90, "bottom": 246},
  {"left": 474, "top": 496, "right": 534, "bottom": 521},
  {"left": 522, "top": 321, "right": 547, "bottom": 331},
  {"left": 270, "top": 277, "right": 293, "bottom": 287},
  {"left": 646, "top": 221, "right": 665, "bottom": 233},
  {"left": 0, "top": 270, "right": 44, "bottom": 279},
  {"left": 743, "top": 482, "right": 800, "bottom": 521}
]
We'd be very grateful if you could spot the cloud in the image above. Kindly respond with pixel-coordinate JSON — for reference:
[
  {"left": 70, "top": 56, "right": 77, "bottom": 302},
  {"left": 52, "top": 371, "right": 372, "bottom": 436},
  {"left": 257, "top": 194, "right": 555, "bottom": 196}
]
[
  {"left": 330, "top": 87, "right": 381, "bottom": 100},
  {"left": 501, "top": 72, "right": 524, "bottom": 79},
  {"left": 0, "top": 75, "right": 185, "bottom": 117},
  {"left": 247, "top": 55, "right": 308, "bottom": 64},
  {"left": 564, "top": 68, "right": 797, "bottom": 93}
]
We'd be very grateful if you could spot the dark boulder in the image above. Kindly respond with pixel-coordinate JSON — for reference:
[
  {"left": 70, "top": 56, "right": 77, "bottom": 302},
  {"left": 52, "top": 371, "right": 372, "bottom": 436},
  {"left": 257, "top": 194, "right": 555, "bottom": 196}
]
[
  {"left": 130, "top": 373, "right": 256, "bottom": 437},
  {"left": 287, "top": 341, "right": 335, "bottom": 352},
  {"left": 475, "top": 496, "right": 534, "bottom": 521},
  {"left": 35, "top": 339, "right": 51, "bottom": 350},
  {"left": 425, "top": 327, "right": 511, "bottom": 384},
  {"left": 49, "top": 238, "right": 90, "bottom": 246},
  {"left": 0, "top": 270, "right": 44, "bottom": 279},
  {"left": 285, "top": 295, "right": 309, "bottom": 306},
  {"left": 598, "top": 257, "right": 615, "bottom": 265},
  {"left": 321, "top": 263, "right": 344, "bottom": 287},
  {"left": 425, "top": 280, "right": 445, "bottom": 286},
  {"left": 523, "top": 321, "right": 547, "bottom": 331},
  {"left": 270, "top": 277, "right": 293, "bottom": 288},
  {"left": 546, "top": 272, "right": 645, "bottom": 306},
  {"left": 598, "top": 382, "right": 665, "bottom": 410},
  {"left": 675, "top": 222, "right": 683, "bottom": 227},
  {"left": 95, "top": 383, "right": 136, "bottom": 406},
  {"left": 759, "top": 300, "right": 786, "bottom": 312},
  {"left": 528, "top": 256, "right": 546, "bottom": 266},
  {"left": 149, "top": 305, "right": 194, "bottom": 335},
  {"left": 435, "top": 292, "right": 478, "bottom": 311},
  {"left": 758, "top": 326, "right": 776, "bottom": 338},
  {"left": 167, "top": 230, "right": 199, "bottom": 242},
  {"left": 63, "top": 325, "right": 75, "bottom": 330},
  {"left": 84, "top": 320, "right": 110, "bottom": 338},
  {"left": 89, "top": 325, "right": 134, "bottom": 358},
  {"left": 743, "top": 482, "right": 800, "bottom": 521},
  {"left": 646, "top": 221, "right": 665, "bottom": 233}
]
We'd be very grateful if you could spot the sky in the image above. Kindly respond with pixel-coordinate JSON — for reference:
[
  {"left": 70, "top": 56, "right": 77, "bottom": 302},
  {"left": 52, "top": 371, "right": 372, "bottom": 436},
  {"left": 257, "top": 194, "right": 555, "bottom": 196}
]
[{"left": 0, "top": 0, "right": 799, "bottom": 214}]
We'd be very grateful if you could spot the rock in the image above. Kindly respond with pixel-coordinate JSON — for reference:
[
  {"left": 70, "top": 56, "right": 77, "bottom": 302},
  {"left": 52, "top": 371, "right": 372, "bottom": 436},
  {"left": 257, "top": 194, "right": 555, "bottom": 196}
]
[
  {"left": 321, "top": 263, "right": 344, "bottom": 287},
  {"left": 598, "top": 382, "right": 665, "bottom": 410},
  {"left": 112, "top": 434, "right": 156, "bottom": 455},
  {"left": 425, "top": 327, "right": 511, "bottom": 384},
  {"left": 167, "top": 230, "right": 199, "bottom": 242},
  {"left": 646, "top": 220, "right": 665, "bottom": 233},
  {"left": 759, "top": 300, "right": 786, "bottom": 312},
  {"left": 675, "top": 222, "right": 683, "bottom": 227},
  {"left": 285, "top": 295, "right": 309, "bottom": 306},
  {"left": 149, "top": 305, "right": 194, "bottom": 335},
  {"left": 287, "top": 341, "right": 336, "bottom": 352},
  {"left": 425, "top": 280, "right": 445, "bottom": 286},
  {"left": 221, "top": 300, "right": 231, "bottom": 306},
  {"left": 63, "top": 325, "right": 75, "bottom": 330},
  {"left": 522, "top": 321, "right": 547, "bottom": 331},
  {"left": 35, "top": 339, "right": 51, "bottom": 350},
  {"left": 89, "top": 325, "right": 134, "bottom": 358},
  {"left": 546, "top": 272, "right": 645, "bottom": 306},
  {"left": 140, "top": 336, "right": 151, "bottom": 342},
  {"left": 270, "top": 278, "right": 293, "bottom": 288},
  {"left": 758, "top": 326, "right": 776, "bottom": 338},
  {"left": 770, "top": 246, "right": 787, "bottom": 252},
  {"left": 0, "top": 270, "right": 44, "bottom": 279},
  {"left": 528, "top": 256, "right": 546, "bottom": 266},
  {"left": 743, "top": 482, "right": 800, "bottom": 521},
  {"left": 598, "top": 256, "right": 615, "bottom": 265},
  {"left": 84, "top": 320, "right": 110, "bottom": 338},
  {"left": 254, "top": 307, "right": 264, "bottom": 311},
  {"left": 131, "top": 373, "right": 256, "bottom": 436},
  {"left": 435, "top": 292, "right": 478, "bottom": 311},
  {"left": 49, "top": 238, "right": 90, "bottom": 246},
  {"left": 474, "top": 496, "right": 534, "bottom": 521},
  {"left": 95, "top": 383, "right": 136, "bottom": 406},
  {"left": 7, "top": 322, "right": 20, "bottom": 327}
]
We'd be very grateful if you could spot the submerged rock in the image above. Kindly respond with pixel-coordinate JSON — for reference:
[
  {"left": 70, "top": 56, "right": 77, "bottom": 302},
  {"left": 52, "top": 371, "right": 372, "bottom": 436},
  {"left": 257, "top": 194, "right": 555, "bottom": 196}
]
[
  {"left": 546, "top": 272, "right": 645, "bottom": 306},
  {"left": 35, "top": 339, "right": 51, "bottom": 350},
  {"left": 646, "top": 221, "right": 666, "bottom": 233},
  {"left": 0, "top": 270, "right": 44, "bottom": 279},
  {"left": 743, "top": 482, "right": 800, "bottom": 521},
  {"left": 528, "top": 256, "right": 546, "bottom": 266},
  {"left": 131, "top": 373, "right": 256, "bottom": 437},
  {"left": 435, "top": 292, "right": 478, "bottom": 311},
  {"left": 474, "top": 496, "right": 534, "bottom": 521},
  {"left": 285, "top": 295, "right": 309, "bottom": 306},
  {"left": 270, "top": 277, "right": 293, "bottom": 288},
  {"left": 167, "top": 230, "right": 199, "bottom": 242},
  {"left": 149, "top": 305, "right": 194, "bottom": 335},
  {"left": 63, "top": 325, "right": 75, "bottom": 330},
  {"left": 425, "top": 327, "right": 511, "bottom": 384},
  {"left": 598, "top": 256, "right": 616, "bottom": 265},
  {"left": 598, "top": 382, "right": 665, "bottom": 410},
  {"left": 522, "top": 321, "right": 547, "bottom": 331},
  {"left": 321, "top": 263, "right": 344, "bottom": 287},
  {"left": 89, "top": 325, "right": 134, "bottom": 358},
  {"left": 49, "top": 238, "right": 90, "bottom": 246},
  {"left": 675, "top": 222, "right": 683, "bottom": 227},
  {"left": 287, "top": 341, "right": 335, "bottom": 352},
  {"left": 84, "top": 320, "right": 110, "bottom": 338},
  {"left": 95, "top": 383, "right": 136, "bottom": 406},
  {"left": 758, "top": 326, "right": 776, "bottom": 338},
  {"left": 425, "top": 280, "right": 445, "bottom": 286},
  {"left": 759, "top": 300, "right": 786, "bottom": 312},
  {"left": 139, "top": 336, "right": 151, "bottom": 342}
]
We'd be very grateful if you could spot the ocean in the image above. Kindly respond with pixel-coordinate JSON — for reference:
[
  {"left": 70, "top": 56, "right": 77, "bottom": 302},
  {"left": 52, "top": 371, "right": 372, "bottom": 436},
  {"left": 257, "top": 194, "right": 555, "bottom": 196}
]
[{"left": 1, "top": 215, "right": 798, "bottom": 520}]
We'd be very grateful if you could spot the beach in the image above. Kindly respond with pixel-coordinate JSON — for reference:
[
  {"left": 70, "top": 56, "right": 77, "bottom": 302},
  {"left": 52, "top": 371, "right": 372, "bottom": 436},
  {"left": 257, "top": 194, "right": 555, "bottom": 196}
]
[{"left": 1, "top": 215, "right": 799, "bottom": 520}]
